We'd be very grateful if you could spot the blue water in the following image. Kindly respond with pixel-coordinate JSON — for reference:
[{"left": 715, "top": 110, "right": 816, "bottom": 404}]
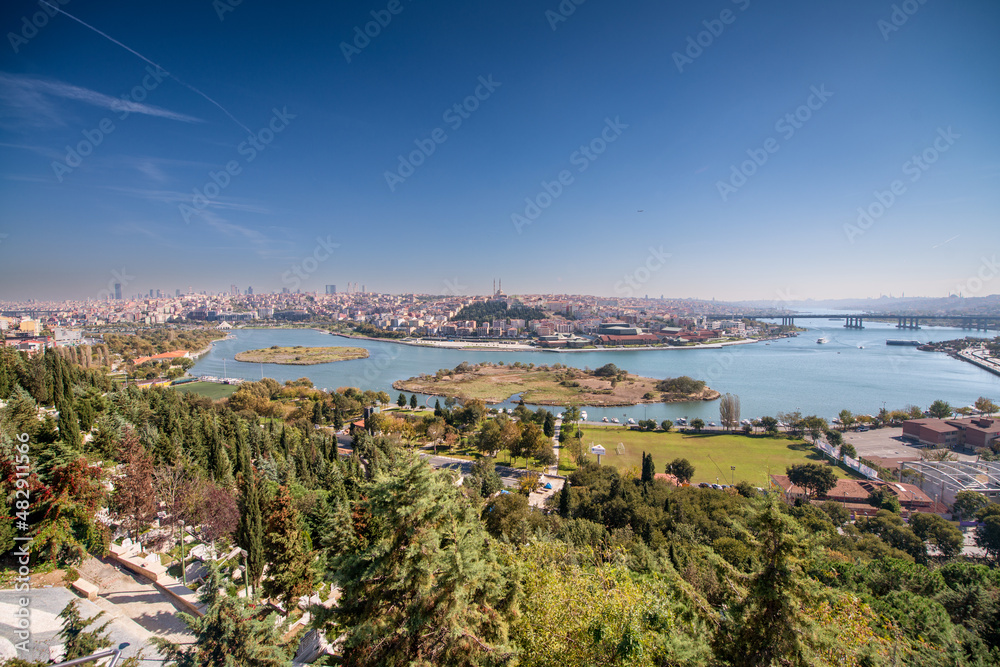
[{"left": 190, "top": 324, "right": 999, "bottom": 422}]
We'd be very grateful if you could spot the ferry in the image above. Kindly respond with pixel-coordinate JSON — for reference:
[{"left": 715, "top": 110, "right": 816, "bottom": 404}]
[
  {"left": 886, "top": 339, "right": 921, "bottom": 346},
  {"left": 817, "top": 337, "right": 829, "bottom": 344}
]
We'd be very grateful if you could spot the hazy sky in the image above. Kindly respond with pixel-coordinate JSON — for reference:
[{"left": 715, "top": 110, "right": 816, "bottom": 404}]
[{"left": 1, "top": 0, "right": 998, "bottom": 301}]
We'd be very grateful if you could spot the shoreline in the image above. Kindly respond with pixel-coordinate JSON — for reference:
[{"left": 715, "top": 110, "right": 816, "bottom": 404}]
[
  {"left": 330, "top": 331, "right": 761, "bottom": 353},
  {"left": 390, "top": 381, "right": 721, "bottom": 408}
]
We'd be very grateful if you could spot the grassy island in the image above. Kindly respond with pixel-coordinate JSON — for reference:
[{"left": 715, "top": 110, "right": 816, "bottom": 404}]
[
  {"left": 393, "top": 361, "right": 719, "bottom": 406},
  {"left": 234, "top": 345, "right": 369, "bottom": 365}
]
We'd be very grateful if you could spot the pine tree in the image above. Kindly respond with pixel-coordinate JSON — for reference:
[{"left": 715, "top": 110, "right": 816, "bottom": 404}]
[
  {"left": 262, "top": 485, "right": 315, "bottom": 612},
  {"left": 154, "top": 564, "right": 291, "bottom": 667},
  {"left": 57, "top": 599, "right": 112, "bottom": 659},
  {"left": 713, "top": 497, "right": 818, "bottom": 667},
  {"left": 397, "top": 392, "right": 407, "bottom": 407},
  {"left": 328, "top": 453, "right": 516, "bottom": 666},
  {"left": 434, "top": 399, "right": 443, "bottom": 417}
]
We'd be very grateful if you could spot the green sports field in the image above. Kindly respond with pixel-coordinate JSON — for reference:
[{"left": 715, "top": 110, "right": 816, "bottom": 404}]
[
  {"left": 173, "top": 381, "right": 239, "bottom": 399},
  {"left": 576, "top": 425, "right": 850, "bottom": 486}
]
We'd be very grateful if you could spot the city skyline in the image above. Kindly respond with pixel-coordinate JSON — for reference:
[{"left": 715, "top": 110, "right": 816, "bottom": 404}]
[{"left": 1, "top": 0, "right": 999, "bottom": 301}]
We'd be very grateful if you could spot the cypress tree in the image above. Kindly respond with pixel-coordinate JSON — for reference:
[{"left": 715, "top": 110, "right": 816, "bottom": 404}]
[
  {"left": 558, "top": 481, "right": 571, "bottom": 518},
  {"left": 236, "top": 471, "right": 265, "bottom": 596},
  {"left": 59, "top": 403, "right": 82, "bottom": 450},
  {"left": 410, "top": 394, "right": 418, "bottom": 409}
]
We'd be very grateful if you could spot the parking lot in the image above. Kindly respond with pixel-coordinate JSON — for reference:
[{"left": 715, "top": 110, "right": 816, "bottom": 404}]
[{"left": 843, "top": 426, "right": 978, "bottom": 466}]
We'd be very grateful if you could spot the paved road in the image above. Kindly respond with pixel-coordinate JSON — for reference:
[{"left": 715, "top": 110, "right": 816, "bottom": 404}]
[{"left": 421, "top": 453, "right": 528, "bottom": 488}]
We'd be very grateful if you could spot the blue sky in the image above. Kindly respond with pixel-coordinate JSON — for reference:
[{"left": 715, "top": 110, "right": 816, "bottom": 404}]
[{"left": 1, "top": 0, "right": 998, "bottom": 301}]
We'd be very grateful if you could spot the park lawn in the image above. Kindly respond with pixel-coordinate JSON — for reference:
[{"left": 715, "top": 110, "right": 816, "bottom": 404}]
[
  {"left": 578, "top": 425, "right": 851, "bottom": 486},
  {"left": 173, "top": 381, "right": 239, "bottom": 400}
]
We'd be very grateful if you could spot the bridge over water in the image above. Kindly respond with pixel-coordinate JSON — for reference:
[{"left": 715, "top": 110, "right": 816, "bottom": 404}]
[{"left": 720, "top": 313, "right": 1000, "bottom": 331}]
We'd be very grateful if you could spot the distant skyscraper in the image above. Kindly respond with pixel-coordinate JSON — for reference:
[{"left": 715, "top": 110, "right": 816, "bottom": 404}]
[
  {"left": 149, "top": 289, "right": 154, "bottom": 298},
  {"left": 230, "top": 284, "right": 238, "bottom": 296},
  {"left": 176, "top": 288, "right": 181, "bottom": 297},
  {"left": 325, "top": 284, "right": 337, "bottom": 295},
  {"left": 114, "top": 283, "right": 122, "bottom": 300},
  {"left": 246, "top": 286, "right": 253, "bottom": 295}
]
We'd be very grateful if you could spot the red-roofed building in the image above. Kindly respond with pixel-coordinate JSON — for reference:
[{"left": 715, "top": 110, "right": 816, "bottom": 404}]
[
  {"left": 770, "top": 474, "right": 938, "bottom": 517},
  {"left": 902, "top": 417, "right": 1000, "bottom": 450},
  {"left": 654, "top": 473, "right": 682, "bottom": 486},
  {"left": 132, "top": 350, "right": 191, "bottom": 366},
  {"left": 597, "top": 334, "right": 663, "bottom": 346},
  {"left": 902, "top": 419, "right": 960, "bottom": 448}
]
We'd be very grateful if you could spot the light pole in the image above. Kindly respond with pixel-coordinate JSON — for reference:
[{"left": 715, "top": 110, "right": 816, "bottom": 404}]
[
  {"left": 179, "top": 519, "right": 186, "bottom": 587},
  {"left": 730, "top": 466, "right": 735, "bottom": 485}
]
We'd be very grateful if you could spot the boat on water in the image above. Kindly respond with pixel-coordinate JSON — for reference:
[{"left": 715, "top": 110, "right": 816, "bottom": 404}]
[
  {"left": 817, "top": 337, "right": 829, "bottom": 344},
  {"left": 627, "top": 418, "right": 636, "bottom": 425},
  {"left": 580, "top": 411, "right": 588, "bottom": 421},
  {"left": 858, "top": 345, "right": 864, "bottom": 349},
  {"left": 610, "top": 417, "right": 620, "bottom": 424},
  {"left": 602, "top": 417, "right": 609, "bottom": 423}
]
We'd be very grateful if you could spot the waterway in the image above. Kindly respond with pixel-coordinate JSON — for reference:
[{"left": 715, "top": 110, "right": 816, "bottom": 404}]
[{"left": 189, "top": 322, "right": 999, "bottom": 423}]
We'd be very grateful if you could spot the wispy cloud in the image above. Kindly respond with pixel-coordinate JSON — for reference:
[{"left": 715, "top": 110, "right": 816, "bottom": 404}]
[
  {"left": 0, "top": 72, "right": 203, "bottom": 127},
  {"left": 104, "top": 185, "right": 272, "bottom": 215},
  {"left": 197, "top": 210, "right": 295, "bottom": 260}
]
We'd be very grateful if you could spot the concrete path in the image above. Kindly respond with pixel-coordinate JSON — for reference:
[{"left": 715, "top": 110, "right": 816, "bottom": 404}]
[{"left": 78, "top": 555, "right": 196, "bottom": 648}]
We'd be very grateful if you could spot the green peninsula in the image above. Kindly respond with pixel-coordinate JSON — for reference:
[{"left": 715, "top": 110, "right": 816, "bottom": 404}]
[{"left": 235, "top": 345, "right": 368, "bottom": 365}]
